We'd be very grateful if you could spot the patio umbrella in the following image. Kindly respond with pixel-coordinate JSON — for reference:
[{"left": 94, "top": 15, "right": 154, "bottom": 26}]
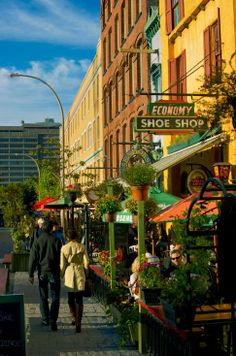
[
  {"left": 44, "top": 197, "right": 84, "bottom": 209},
  {"left": 150, "top": 192, "right": 218, "bottom": 223},
  {"left": 116, "top": 187, "right": 182, "bottom": 224},
  {"left": 32, "top": 196, "right": 57, "bottom": 210}
]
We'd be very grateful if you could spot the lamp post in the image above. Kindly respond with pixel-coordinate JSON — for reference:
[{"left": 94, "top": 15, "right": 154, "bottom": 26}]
[
  {"left": 9, "top": 73, "right": 65, "bottom": 194},
  {"left": 14, "top": 153, "right": 41, "bottom": 200}
]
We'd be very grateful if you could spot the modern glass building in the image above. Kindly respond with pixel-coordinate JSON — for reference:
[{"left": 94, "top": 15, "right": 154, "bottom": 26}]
[{"left": 0, "top": 118, "right": 60, "bottom": 184}]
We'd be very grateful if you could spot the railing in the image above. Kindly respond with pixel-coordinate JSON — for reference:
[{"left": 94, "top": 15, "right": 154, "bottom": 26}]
[{"left": 89, "top": 265, "right": 193, "bottom": 355}]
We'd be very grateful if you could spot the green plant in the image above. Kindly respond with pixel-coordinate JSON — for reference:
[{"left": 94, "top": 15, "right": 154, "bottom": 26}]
[
  {"left": 97, "top": 250, "right": 111, "bottom": 277},
  {"left": 121, "top": 163, "right": 157, "bottom": 186},
  {"left": 93, "top": 178, "right": 124, "bottom": 198},
  {"left": 139, "top": 255, "right": 164, "bottom": 289},
  {"left": 125, "top": 198, "right": 158, "bottom": 218},
  {"left": 95, "top": 195, "right": 122, "bottom": 214},
  {"left": 160, "top": 211, "right": 213, "bottom": 309}
]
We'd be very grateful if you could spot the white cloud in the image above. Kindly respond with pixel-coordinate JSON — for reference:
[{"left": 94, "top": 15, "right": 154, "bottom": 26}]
[
  {"left": 0, "top": 0, "right": 100, "bottom": 46},
  {"left": 0, "top": 57, "right": 91, "bottom": 125}
]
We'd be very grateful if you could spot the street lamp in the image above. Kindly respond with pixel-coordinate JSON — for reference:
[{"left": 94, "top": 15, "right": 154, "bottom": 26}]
[
  {"left": 14, "top": 153, "right": 41, "bottom": 200},
  {"left": 9, "top": 73, "right": 65, "bottom": 194}
]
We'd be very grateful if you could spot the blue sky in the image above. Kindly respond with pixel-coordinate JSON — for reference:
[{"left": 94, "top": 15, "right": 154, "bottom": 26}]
[{"left": 0, "top": 0, "right": 100, "bottom": 125}]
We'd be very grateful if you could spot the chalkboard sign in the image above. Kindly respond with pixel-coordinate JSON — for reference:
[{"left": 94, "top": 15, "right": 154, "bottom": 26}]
[{"left": 0, "top": 294, "right": 26, "bottom": 356}]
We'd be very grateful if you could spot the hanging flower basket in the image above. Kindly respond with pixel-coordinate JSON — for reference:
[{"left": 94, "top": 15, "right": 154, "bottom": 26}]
[
  {"left": 131, "top": 185, "right": 149, "bottom": 201},
  {"left": 104, "top": 213, "right": 117, "bottom": 223}
]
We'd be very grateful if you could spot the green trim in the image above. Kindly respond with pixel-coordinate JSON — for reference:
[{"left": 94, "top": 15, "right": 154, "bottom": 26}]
[
  {"left": 144, "top": 6, "right": 160, "bottom": 48},
  {"left": 71, "top": 148, "right": 103, "bottom": 173}
]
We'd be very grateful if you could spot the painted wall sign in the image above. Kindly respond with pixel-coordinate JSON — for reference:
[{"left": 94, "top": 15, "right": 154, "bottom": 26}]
[
  {"left": 187, "top": 169, "right": 208, "bottom": 194},
  {"left": 134, "top": 116, "right": 208, "bottom": 133},
  {"left": 147, "top": 101, "right": 194, "bottom": 117}
]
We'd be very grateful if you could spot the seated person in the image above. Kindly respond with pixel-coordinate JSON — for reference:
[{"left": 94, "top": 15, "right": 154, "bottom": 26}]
[
  {"left": 128, "top": 257, "right": 140, "bottom": 300},
  {"left": 162, "top": 248, "right": 185, "bottom": 278},
  {"left": 145, "top": 243, "right": 160, "bottom": 264}
]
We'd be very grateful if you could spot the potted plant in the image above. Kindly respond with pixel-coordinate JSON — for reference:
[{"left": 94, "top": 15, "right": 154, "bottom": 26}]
[
  {"left": 121, "top": 163, "right": 157, "bottom": 200},
  {"left": 65, "top": 184, "right": 82, "bottom": 202},
  {"left": 93, "top": 178, "right": 124, "bottom": 198},
  {"left": 125, "top": 198, "right": 158, "bottom": 225},
  {"left": 95, "top": 195, "right": 122, "bottom": 222},
  {"left": 138, "top": 256, "right": 164, "bottom": 306}
]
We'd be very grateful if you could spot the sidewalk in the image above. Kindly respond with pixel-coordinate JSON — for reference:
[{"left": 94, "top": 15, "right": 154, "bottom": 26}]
[{"left": 13, "top": 272, "right": 141, "bottom": 356}]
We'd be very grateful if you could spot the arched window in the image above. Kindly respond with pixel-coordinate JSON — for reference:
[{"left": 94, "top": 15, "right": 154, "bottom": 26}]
[
  {"left": 115, "top": 72, "right": 120, "bottom": 114},
  {"left": 129, "top": 55, "right": 134, "bottom": 99},
  {"left": 109, "top": 135, "right": 113, "bottom": 178},
  {"left": 103, "top": 88, "right": 108, "bottom": 126},
  {"left": 122, "top": 63, "right": 126, "bottom": 108},
  {"left": 109, "top": 81, "right": 113, "bottom": 122},
  {"left": 116, "top": 129, "right": 120, "bottom": 175},
  {"left": 137, "top": 39, "right": 143, "bottom": 91}
]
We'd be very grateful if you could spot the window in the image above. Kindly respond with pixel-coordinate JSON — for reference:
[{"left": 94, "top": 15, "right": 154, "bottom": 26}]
[
  {"left": 165, "top": 0, "right": 184, "bottom": 34},
  {"left": 122, "top": 64, "right": 126, "bottom": 108},
  {"left": 116, "top": 129, "right": 120, "bottom": 173},
  {"left": 151, "top": 64, "right": 162, "bottom": 101},
  {"left": 204, "top": 19, "right": 221, "bottom": 84},
  {"left": 104, "top": 139, "right": 108, "bottom": 179},
  {"left": 103, "top": 88, "right": 108, "bottom": 126},
  {"left": 115, "top": 15, "right": 119, "bottom": 54},
  {"left": 137, "top": 40, "right": 143, "bottom": 91},
  {"left": 109, "top": 135, "right": 113, "bottom": 178},
  {"left": 115, "top": 72, "right": 120, "bottom": 113},
  {"left": 108, "top": 28, "right": 112, "bottom": 65},
  {"left": 129, "top": 118, "right": 134, "bottom": 147},
  {"left": 168, "top": 50, "right": 186, "bottom": 101},
  {"left": 121, "top": 2, "right": 126, "bottom": 43},
  {"left": 129, "top": 55, "right": 134, "bottom": 99},
  {"left": 103, "top": 38, "right": 107, "bottom": 72},
  {"left": 128, "top": 0, "right": 132, "bottom": 30},
  {"left": 122, "top": 124, "right": 126, "bottom": 157},
  {"left": 109, "top": 81, "right": 113, "bottom": 122},
  {"left": 136, "top": 0, "right": 141, "bottom": 19}
]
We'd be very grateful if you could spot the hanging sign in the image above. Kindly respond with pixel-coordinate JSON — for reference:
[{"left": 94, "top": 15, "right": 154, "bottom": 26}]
[
  {"left": 147, "top": 101, "right": 195, "bottom": 116},
  {"left": 134, "top": 100, "right": 208, "bottom": 134},
  {"left": 134, "top": 115, "right": 208, "bottom": 134}
]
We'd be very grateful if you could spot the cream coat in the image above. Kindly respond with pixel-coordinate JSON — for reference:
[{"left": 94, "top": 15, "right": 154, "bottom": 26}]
[{"left": 60, "top": 240, "right": 89, "bottom": 292}]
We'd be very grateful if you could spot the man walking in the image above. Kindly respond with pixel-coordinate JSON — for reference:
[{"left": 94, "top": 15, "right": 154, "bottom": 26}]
[{"left": 29, "top": 219, "right": 62, "bottom": 331}]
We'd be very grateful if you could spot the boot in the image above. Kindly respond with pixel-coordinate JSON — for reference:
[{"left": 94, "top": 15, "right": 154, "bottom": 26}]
[
  {"left": 68, "top": 303, "right": 76, "bottom": 325},
  {"left": 75, "top": 304, "right": 83, "bottom": 333}
]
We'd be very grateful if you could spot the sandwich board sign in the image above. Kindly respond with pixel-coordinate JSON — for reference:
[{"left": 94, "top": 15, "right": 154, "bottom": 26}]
[{"left": 0, "top": 294, "right": 26, "bottom": 356}]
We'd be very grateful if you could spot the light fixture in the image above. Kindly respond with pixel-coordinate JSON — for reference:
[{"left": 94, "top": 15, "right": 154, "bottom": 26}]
[{"left": 212, "top": 162, "right": 232, "bottom": 183}]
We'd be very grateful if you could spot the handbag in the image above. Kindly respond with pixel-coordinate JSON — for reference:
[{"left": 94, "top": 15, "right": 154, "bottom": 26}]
[{"left": 84, "top": 278, "right": 92, "bottom": 297}]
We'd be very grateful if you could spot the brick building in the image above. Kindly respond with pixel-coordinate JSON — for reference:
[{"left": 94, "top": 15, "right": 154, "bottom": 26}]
[{"left": 101, "top": 0, "right": 157, "bottom": 179}]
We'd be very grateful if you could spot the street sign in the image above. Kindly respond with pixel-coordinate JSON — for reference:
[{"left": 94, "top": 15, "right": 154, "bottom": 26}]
[{"left": 134, "top": 115, "right": 208, "bottom": 134}]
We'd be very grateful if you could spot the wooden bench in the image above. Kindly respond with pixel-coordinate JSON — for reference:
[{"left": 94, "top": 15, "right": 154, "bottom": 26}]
[
  {"left": 0, "top": 253, "right": 12, "bottom": 269},
  {"left": 0, "top": 268, "right": 9, "bottom": 294}
]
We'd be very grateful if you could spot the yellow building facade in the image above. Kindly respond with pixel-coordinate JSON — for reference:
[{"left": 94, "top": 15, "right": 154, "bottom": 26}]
[
  {"left": 158, "top": 0, "right": 236, "bottom": 194},
  {"left": 64, "top": 40, "right": 104, "bottom": 186}
]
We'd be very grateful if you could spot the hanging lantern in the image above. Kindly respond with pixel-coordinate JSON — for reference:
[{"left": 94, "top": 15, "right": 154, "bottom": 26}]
[{"left": 212, "top": 162, "right": 232, "bottom": 183}]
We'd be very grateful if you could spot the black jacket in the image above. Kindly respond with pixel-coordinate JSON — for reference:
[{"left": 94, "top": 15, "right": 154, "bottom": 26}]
[{"left": 29, "top": 231, "right": 62, "bottom": 277}]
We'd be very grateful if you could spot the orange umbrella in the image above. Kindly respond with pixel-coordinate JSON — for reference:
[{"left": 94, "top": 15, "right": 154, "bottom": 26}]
[{"left": 150, "top": 192, "right": 218, "bottom": 223}]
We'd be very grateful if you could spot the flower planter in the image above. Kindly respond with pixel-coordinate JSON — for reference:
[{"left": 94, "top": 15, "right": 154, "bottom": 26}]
[
  {"left": 131, "top": 185, "right": 149, "bottom": 201},
  {"left": 104, "top": 213, "right": 117, "bottom": 223},
  {"left": 141, "top": 288, "right": 162, "bottom": 306},
  {"left": 11, "top": 252, "right": 30, "bottom": 272},
  {"left": 68, "top": 191, "right": 77, "bottom": 202}
]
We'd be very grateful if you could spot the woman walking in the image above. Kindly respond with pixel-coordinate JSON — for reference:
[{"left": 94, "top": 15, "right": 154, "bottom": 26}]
[{"left": 60, "top": 229, "right": 89, "bottom": 333}]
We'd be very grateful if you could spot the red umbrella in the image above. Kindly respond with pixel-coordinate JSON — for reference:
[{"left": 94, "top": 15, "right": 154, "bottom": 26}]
[{"left": 32, "top": 197, "right": 57, "bottom": 211}]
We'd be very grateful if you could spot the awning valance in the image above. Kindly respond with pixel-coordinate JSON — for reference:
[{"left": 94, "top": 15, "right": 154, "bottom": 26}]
[{"left": 152, "top": 133, "right": 227, "bottom": 175}]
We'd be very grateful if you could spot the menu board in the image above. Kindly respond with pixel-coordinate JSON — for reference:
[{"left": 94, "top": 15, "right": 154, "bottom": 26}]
[{"left": 0, "top": 294, "right": 26, "bottom": 356}]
